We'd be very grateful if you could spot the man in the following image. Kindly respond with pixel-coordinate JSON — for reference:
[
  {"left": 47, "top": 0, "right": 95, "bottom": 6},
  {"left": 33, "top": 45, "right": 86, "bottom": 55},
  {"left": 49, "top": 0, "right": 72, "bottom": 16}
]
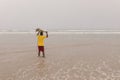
[{"left": 37, "top": 31, "right": 48, "bottom": 57}]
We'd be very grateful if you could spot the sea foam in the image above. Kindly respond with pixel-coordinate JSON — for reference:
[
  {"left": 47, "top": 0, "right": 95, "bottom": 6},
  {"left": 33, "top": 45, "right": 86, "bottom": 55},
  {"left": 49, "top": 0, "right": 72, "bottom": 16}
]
[{"left": 0, "top": 30, "right": 120, "bottom": 34}]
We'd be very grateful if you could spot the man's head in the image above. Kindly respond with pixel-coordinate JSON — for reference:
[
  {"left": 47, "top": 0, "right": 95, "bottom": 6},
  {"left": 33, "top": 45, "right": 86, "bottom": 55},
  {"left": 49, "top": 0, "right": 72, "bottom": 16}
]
[{"left": 40, "top": 31, "right": 43, "bottom": 36}]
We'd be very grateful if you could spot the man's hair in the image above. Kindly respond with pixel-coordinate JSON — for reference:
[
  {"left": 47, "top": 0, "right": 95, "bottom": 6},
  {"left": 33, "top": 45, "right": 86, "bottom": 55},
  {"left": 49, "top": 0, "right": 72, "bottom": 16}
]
[{"left": 40, "top": 31, "right": 43, "bottom": 36}]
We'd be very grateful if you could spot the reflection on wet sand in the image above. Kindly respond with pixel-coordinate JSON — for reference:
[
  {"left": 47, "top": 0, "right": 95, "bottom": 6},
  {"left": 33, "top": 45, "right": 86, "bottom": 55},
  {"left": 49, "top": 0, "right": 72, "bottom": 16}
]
[
  {"left": 0, "top": 34, "right": 120, "bottom": 80},
  {"left": 8, "top": 54, "right": 120, "bottom": 80}
]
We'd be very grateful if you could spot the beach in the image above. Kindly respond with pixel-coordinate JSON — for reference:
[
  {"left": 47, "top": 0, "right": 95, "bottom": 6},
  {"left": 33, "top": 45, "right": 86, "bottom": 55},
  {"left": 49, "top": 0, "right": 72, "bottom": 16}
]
[{"left": 0, "top": 33, "right": 120, "bottom": 80}]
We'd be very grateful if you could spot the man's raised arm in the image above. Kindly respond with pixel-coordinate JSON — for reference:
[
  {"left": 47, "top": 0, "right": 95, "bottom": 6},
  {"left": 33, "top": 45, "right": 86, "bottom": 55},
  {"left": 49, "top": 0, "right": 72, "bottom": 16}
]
[{"left": 46, "top": 31, "right": 48, "bottom": 38}]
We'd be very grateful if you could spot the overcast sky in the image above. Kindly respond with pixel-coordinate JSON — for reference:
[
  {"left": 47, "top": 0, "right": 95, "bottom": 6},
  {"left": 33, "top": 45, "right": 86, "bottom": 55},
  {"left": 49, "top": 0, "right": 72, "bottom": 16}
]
[{"left": 0, "top": 0, "right": 120, "bottom": 30}]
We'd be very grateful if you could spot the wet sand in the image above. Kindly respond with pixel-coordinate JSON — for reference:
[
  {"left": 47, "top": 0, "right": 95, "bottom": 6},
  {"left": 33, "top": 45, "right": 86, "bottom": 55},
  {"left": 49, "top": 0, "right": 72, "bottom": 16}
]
[{"left": 0, "top": 33, "right": 120, "bottom": 80}]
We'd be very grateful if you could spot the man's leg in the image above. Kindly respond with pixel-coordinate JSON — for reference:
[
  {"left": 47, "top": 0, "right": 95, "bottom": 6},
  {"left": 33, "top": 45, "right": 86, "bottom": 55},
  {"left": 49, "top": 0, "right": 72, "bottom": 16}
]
[
  {"left": 38, "top": 46, "right": 40, "bottom": 56},
  {"left": 42, "top": 51, "right": 45, "bottom": 57},
  {"left": 42, "top": 46, "right": 45, "bottom": 57},
  {"left": 38, "top": 52, "right": 40, "bottom": 56}
]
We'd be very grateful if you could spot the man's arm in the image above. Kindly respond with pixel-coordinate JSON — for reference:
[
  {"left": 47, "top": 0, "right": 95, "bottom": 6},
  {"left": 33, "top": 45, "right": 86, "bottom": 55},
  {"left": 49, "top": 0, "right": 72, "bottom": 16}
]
[
  {"left": 46, "top": 31, "right": 48, "bottom": 38},
  {"left": 37, "top": 32, "right": 39, "bottom": 36}
]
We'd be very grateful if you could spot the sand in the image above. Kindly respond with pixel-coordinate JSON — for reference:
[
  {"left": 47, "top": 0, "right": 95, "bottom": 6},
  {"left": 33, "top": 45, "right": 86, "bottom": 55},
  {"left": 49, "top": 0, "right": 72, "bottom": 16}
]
[{"left": 0, "top": 33, "right": 120, "bottom": 80}]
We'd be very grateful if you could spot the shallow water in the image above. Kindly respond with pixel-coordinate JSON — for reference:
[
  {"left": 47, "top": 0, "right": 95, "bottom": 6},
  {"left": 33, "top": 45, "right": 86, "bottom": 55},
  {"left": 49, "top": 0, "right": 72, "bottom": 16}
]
[{"left": 0, "top": 34, "right": 120, "bottom": 80}]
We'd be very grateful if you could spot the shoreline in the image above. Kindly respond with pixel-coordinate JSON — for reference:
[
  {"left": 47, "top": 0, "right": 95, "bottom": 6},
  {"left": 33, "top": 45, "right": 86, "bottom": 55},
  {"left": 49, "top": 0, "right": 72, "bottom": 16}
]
[{"left": 1, "top": 31, "right": 120, "bottom": 34}]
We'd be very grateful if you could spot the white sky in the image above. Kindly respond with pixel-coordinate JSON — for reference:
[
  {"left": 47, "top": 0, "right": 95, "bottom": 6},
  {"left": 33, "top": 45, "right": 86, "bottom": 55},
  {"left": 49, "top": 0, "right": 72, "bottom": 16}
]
[{"left": 0, "top": 0, "right": 120, "bottom": 30}]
